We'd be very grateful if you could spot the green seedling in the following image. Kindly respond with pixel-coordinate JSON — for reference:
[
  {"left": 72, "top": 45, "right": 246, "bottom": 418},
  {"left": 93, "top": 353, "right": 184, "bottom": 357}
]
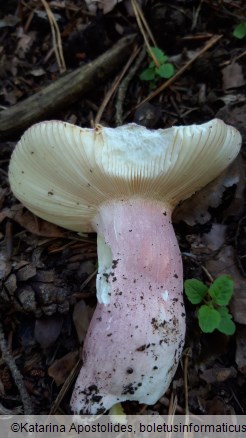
[
  {"left": 184, "top": 275, "right": 236, "bottom": 335},
  {"left": 140, "top": 46, "right": 175, "bottom": 85},
  {"left": 233, "top": 22, "right": 246, "bottom": 39}
]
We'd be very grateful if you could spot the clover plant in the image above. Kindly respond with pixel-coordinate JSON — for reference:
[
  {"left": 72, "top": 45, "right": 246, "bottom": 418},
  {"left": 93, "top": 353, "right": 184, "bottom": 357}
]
[{"left": 184, "top": 275, "right": 236, "bottom": 335}]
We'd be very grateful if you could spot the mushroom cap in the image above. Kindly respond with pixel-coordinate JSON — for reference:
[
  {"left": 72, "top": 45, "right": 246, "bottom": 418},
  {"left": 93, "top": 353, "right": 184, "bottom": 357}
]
[{"left": 8, "top": 119, "right": 241, "bottom": 232}]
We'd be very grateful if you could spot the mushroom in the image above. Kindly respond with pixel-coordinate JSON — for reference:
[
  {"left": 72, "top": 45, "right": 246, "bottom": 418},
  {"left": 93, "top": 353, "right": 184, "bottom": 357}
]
[{"left": 8, "top": 119, "right": 241, "bottom": 414}]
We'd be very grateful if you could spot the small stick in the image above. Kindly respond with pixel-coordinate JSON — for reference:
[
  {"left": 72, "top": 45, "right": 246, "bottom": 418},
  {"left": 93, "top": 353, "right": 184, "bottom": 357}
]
[
  {"left": 41, "top": 0, "right": 66, "bottom": 72},
  {"left": 94, "top": 45, "right": 139, "bottom": 125},
  {"left": 116, "top": 46, "right": 145, "bottom": 126},
  {"left": 131, "top": 0, "right": 159, "bottom": 67},
  {"left": 0, "top": 321, "right": 33, "bottom": 414},
  {"left": 183, "top": 347, "right": 192, "bottom": 415}
]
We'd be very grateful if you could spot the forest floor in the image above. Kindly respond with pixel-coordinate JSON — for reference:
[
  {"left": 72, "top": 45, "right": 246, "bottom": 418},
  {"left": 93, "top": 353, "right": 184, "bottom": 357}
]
[{"left": 0, "top": 0, "right": 245, "bottom": 416}]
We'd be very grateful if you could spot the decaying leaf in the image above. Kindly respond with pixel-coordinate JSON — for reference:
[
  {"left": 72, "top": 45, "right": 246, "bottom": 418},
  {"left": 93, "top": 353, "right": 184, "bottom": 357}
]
[
  {"left": 0, "top": 15, "right": 20, "bottom": 28},
  {"left": 48, "top": 351, "right": 79, "bottom": 386},
  {"left": 205, "top": 397, "right": 233, "bottom": 415},
  {"left": 34, "top": 315, "right": 63, "bottom": 348},
  {"left": 73, "top": 300, "right": 93, "bottom": 344},
  {"left": 84, "top": 0, "right": 123, "bottom": 13},
  {"left": 15, "top": 31, "right": 36, "bottom": 59},
  {"left": 201, "top": 224, "right": 226, "bottom": 252},
  {"left": 222, "top": 63, "right": 245, "bottom": 91},
  {"left": 236, "top": 326, "right": 246, "bottom": 374},
  {"left": 200, "top": 366, "right": 237, "bottom": 384},
  {"left": 173, "top": 159, "right": 240, "bottom": 226},
  {"left": 1, "top": 205, "right": 64, "bottom": 237}
]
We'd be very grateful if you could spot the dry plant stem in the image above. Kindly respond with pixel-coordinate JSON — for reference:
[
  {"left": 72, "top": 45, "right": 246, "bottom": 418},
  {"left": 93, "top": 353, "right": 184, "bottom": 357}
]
[
  {"left": 191, "top": 0, "right": 204, "bottom": 31},
  {"left": 0, "top": 35, "right": 135, "bottom": 140},
  {"left": 131, "top": 0, "right": 157, "bottom": 47},
  {"left": 0, "top": 321, "right": 33, "bottom": 414},
  {"left": 41, "top": 0, "right": 66, "bottom": 72},
  {"left": 131, "top": 0, "right": 159, "bottom": 67},
  {"left": 116, "top": 46, "right": 146, "bottom": 126},
  {"left": 183, "top": 347, "right": 191, "bottom": 415},
  {"left": 49, "top": 360, "right": 81, "bottom": 414},
  {"left": 126, "top": 34, "right": 222, "bottom": 117},
  {"left": 94, "top": 45, "right": 140, "bottom": 125},
  {"left": 201, "top": 265, "right": 214, "bottom": 283}
]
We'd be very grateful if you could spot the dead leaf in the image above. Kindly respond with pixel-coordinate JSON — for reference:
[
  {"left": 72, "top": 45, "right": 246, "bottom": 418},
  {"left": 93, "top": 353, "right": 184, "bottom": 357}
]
[
  {"left": 84, "top": 0, "right": 123, "bottom": 13},
  {"left": 200, "top": 366, "right": 237, "bottom": 384},
  {"left": 34, "top": 315, "right": 63, "bottom": 348},
  {"left": 15, "top": 31, "right": 36, "bottom": 59},
  {"left": 0, "top": 15, "right": 20, "bottom": 28},
  {"left": 201, "top": 224, "right": 226, "bottom": 251},
  {"left": 73, "top": 300, "right": 93, "bottom": 344},
  {"left": 16, "top": 264, "right": 36, "bottom": 281},
  {"left": 173, "top": 159, "right": 240, "bottom": 225},
  {"left": 205, "top": 397, "right": 233, "bottom": 415},
  {"left": 48, "top": 351, "right": 79, "bottom": 386},
  {"left": 222, "top": 63, "right": 245, "bottom": 91},
  {"left": 2, "top": 205, "right": 64, "bottom": 237},
  {"left": 236, "top": 326, "right": 246, "bottom": 374}
]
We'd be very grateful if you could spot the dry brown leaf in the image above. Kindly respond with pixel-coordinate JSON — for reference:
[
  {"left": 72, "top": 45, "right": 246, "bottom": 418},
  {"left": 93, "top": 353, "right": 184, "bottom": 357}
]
[
  {"left": 173, "top": 159, "right": 240, "bottom": 226},
  {"left": 1, "top": 205, "right": 64, "bottom": 237},
  {"left": 0, "top": 15, "right": 20, "bottom": 28},
  {"left": 73, "top": 300, "right": 93, "bottom": 344},
  {"left": 34, "top": 315, "right": 63, "bottom": 348},
  {"left": 222, "top": 63, "right": 245, "bottom": 91},
  {"left": 200, "top": 366, "right": 237, "bottom": 384},
  {"left": 201, "top": 224, "right": 226, "bottom": 252},
  {"left": 236, "top": 326, "right": 246, "bottom": 374},
  {"left": 48, "top": 350, "right": 79, "bottom": 386},
  {"left": 205, "top": 397, "right": 233, "bottom": 415},
  {"left": 84, "top": 0, "right": 122, "bottom": 13},
  {"left": 15, "top": 31, "right": 36, "bottom": 59}
]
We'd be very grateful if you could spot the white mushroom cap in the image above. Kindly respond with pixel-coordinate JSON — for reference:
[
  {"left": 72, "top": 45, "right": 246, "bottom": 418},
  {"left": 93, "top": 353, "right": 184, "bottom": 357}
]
[{"left": 8, "top": 119, "right": 241, "bottom": 232}]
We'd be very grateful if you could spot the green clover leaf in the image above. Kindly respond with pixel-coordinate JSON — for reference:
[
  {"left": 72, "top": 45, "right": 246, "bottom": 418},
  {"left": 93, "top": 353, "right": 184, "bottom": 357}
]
[
  {"left": 155, "top": 63, "right": 175, "bottom": 79},
  {"left": 198, "top": 305, "right": 221, "bottom": 333},
  {"left": 233, "top": 23, "right": 246, "bottom": 39},
  {"left": 184, "top": 279, "right": 208, "bottom": 304},
  {"left": 208, "top": 275, "right": 233, "bottom": 306},
  {"left": 217, "top": 307, "right": 236, "bottom": 335}
]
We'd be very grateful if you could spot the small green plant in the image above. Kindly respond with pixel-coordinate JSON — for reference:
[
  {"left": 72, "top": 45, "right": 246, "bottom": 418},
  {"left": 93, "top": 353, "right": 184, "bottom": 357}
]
[
  {"left": 139, "top": 46, "right": 175, "bottom": 85},
  {"left": 184, "top": 275, "right": 236, "bottom": 335},
  {"left": 233, "top": 22, "right": 246, "bottom": 39}
]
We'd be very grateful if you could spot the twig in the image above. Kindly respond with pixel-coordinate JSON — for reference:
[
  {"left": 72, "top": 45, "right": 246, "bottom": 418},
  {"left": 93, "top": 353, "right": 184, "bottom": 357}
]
[
  {"left": 201, "top": 265, "right": 214, "bottom": 283},
  {"left": 191, "top": 0, "right": 204, "bottom": 31},
  {"left": 183, "top": 347, "right": 191, "bottom": 415},
  {"left": 80, "top": 269, "right": 97, "bottom": 292},
  {"left": 131, "top": 0, "right": 159, "bottom": 67},
  {"left": 131, "top": 0, "right": 157, "bottom": 47},
  {"left": 0, "top": 35, "right": 136, "bottom": 140},
  {"left": 41, "top": 0, "right": 66, "bottom": 73},
  {"left": 0, "top": 321, "right": 33, "bottom": 414},
  {"left": 49, "top": 360, "right": 81, "bottom": 414},
  {"left": 116, "top": 46, "right": 145, "bottom": 126},
  {"left": 126, "top": 34, "right": 222, "bottom": 118},
  {"left": 94, "top": 45, "right": 140, "bottom": 125}
]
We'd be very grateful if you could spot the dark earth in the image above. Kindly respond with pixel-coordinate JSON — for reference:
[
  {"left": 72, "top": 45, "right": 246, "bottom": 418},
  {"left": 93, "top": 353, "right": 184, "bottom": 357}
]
[{"left": 0, "top": 0, "right": 245, "bottom": 416}]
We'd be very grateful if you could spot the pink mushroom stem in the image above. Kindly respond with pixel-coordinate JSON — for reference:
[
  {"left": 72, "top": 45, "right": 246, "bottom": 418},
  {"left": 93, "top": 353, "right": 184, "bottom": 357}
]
[{"left": 70, "top": 199, "right": 186, "bottom": 415}]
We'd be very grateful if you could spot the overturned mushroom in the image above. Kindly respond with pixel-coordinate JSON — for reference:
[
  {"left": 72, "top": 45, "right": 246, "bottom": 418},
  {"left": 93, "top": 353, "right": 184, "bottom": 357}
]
[{"left": 8, "top": 119, "right": 241, "bottom": 414}]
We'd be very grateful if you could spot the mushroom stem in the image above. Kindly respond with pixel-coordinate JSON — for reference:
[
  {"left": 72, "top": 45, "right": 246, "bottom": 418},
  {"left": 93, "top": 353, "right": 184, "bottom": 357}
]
[{"left": 70, "top": 199, "right": 185, "bottom": 414}]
